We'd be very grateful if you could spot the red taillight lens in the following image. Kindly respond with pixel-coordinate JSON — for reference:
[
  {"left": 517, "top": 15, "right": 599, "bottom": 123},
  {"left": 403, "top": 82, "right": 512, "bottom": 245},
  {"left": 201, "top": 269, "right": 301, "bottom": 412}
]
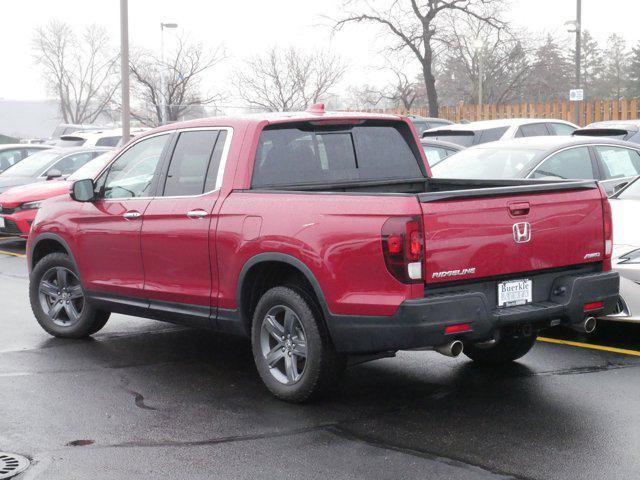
[
  {"left": 382, "top": 216, "right": 423, "bottom": 283},
  {"left": 584, "top": 301, "right": 604, "bottom": 311}
]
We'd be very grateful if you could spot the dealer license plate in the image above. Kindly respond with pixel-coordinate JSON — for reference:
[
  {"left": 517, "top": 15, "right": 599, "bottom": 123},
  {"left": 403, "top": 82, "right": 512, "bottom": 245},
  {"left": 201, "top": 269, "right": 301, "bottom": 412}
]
[{"left": 497, "top": 279, "right": 532, "bottom": 307}]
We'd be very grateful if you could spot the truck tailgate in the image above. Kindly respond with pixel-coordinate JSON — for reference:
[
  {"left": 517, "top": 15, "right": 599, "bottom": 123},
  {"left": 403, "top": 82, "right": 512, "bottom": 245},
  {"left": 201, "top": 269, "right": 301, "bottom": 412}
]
[{"left": 420, "top": 185, "right": 605, "bottom": 285}]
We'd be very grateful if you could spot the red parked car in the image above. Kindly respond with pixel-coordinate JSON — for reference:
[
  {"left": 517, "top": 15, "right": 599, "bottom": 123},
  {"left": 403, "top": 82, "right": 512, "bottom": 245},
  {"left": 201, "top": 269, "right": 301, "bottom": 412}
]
[
  {"left": 0, "top": 152, "right": 114, "bottom": 237},
  {"left": 27, "top": 107, "right": 619, "bottom": 402}
]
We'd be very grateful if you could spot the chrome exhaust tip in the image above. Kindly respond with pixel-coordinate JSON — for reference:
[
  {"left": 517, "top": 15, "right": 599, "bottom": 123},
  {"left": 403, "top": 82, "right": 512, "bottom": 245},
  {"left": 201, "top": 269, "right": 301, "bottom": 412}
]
[
  {"left": 434, "top": 340, "right": 464, "bottom": 358},
  {"left": 570, "top": 317, "right": 597, "bottom": 334}
]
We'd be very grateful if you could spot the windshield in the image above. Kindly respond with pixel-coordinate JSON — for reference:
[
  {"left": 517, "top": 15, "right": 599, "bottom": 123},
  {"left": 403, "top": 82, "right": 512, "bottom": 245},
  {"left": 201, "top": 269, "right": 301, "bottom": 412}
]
[
  {"left": 618, "top": 178, "right": 640, "bottom": 200},
  {"left": 68, "top": 152, "right": 113, "bottom": 180},
  {"left": 431, "top": 147, "right": 541, "bottom": 179},
  {"left": 1, "top": 151, "right": 60, "bottom": 177}
]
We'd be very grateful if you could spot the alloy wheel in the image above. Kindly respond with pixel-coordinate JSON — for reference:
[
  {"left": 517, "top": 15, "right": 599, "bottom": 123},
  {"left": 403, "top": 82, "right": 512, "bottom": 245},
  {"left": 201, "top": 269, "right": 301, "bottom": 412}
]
[
  {"left": 260, "top": 305, "right": 308, "bottom": 385},
  {"left": 38, "top": 266, "right": 85, "bottom": 327}
]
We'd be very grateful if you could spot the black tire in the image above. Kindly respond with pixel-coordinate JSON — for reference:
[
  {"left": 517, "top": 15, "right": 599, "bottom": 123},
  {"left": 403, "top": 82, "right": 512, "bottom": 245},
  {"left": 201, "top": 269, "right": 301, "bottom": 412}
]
[
  {"left": 464, "top": 334, "right": 537, "bottom": 365},
  {"left": 29, "top": 252, "right": 110, "bottom": 339},
  {"left": 251, "top": 286, "right": 344, "bottom": 403}
]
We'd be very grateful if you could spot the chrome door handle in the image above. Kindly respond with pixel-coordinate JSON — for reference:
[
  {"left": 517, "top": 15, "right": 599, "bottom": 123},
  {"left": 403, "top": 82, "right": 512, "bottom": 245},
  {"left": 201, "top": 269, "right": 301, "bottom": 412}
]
[
  {"left": 123, "top": 211, "right": 142, "bottom": 219},
  {"left": 186, "top": 209, "right": 208, "bottom": 219}
]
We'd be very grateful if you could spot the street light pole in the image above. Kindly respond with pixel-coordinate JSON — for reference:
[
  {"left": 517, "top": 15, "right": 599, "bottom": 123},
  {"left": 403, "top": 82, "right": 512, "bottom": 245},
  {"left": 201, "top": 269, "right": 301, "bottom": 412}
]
[
  {"left": 575, "top": 0, "right": 582, "bottom": 126},
  {"left": 160, "top": 22, "right": 178, "bottom": 125},
  {"left": 473, "top": 39, "right": 484, "bottom": 113},
  {"left": 120, "top": 0, "right": 130, "bottom": 141}
]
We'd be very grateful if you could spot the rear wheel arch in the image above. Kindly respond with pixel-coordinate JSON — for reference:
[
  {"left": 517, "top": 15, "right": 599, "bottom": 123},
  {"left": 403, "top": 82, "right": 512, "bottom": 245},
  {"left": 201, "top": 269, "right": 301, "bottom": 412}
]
[{"left": 237, "top": 253, "right": 330, "bottom": 337}]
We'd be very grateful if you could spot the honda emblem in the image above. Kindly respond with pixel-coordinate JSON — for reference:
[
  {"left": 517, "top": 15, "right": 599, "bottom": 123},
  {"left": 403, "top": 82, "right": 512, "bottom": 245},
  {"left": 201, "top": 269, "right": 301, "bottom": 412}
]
[{"left": 513, "top": 222, "right": 531, "bottom": 243}]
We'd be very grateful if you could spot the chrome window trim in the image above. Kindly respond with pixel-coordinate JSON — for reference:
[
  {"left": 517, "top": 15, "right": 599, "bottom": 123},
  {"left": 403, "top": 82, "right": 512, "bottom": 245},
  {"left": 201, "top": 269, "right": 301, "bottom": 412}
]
[{"left": 98, "top": 127, "right": 234, "bottom": 202}]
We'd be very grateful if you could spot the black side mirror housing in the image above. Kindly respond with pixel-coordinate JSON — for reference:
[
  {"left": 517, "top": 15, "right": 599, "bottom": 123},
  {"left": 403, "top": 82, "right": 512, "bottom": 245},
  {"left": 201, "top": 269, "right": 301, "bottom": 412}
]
[
  {"left": 45, "top": 168, "right": 62, "bottom": 180},
  {"left": 70, "top": 179, "right": 96, "bottom": 202}
]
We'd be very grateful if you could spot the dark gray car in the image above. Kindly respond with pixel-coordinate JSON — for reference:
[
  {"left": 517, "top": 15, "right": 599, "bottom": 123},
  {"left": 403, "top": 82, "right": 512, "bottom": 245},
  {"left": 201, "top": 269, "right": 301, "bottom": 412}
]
[
  {"left": 0, "top": 147, "right": 111, "bottom": 193},
  {"left": 431, "top": 136, "right": 640, "bottom": 194},
  {"left": 573, "top": 120, "right": 640, "bottom": 144}
]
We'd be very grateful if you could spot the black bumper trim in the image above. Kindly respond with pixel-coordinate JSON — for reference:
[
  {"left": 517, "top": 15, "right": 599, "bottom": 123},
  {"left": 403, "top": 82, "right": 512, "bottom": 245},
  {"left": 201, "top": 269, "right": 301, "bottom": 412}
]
[{"left": 325, "top": 270, "right": 620, "bottom": 354}]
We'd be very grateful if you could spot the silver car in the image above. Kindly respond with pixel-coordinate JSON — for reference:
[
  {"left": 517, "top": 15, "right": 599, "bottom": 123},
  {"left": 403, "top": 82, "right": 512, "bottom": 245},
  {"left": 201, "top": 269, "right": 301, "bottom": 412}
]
[{"left": 602, "top": 178, "right": 640, "bottom": 322}]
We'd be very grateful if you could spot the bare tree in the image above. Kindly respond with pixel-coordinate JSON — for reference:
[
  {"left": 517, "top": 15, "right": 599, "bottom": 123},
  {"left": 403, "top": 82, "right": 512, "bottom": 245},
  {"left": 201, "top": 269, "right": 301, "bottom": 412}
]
[
  {"left": 32, "top": 20, "right": 119, "bottom": 124},
  {"left": 129, "top": 38, "right": 225, "bottom": 126},
  {"left": 333, "top": 0, "right": 505, "bottom": 116},
  {"left": 436, "top": 15, "right": 531, "bottom": 105},
  {"left": 235, "top": 47, "right": 346, "bottom": 112}
]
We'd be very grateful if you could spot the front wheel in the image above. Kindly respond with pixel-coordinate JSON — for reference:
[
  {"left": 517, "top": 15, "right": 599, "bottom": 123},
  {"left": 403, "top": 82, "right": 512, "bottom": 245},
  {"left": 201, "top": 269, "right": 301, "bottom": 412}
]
[
  {"left": 464, "top": 334, "right": 537, "bottom": 365},
  {"left": 251, "top": 286, "right": 344, "bottom": 402},
  {"left": 29, "top": 252, "right": 110, "bottom": 339}
]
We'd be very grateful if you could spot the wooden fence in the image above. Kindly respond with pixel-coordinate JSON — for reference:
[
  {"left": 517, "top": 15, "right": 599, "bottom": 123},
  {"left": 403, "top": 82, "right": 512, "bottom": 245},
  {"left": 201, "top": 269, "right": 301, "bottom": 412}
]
[{"left": 359, "top": 98, "right": 640, "bottom": 127}]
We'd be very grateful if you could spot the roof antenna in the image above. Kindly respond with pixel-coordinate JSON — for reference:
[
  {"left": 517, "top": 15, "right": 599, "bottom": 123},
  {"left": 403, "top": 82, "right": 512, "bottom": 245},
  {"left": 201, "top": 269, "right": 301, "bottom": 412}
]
[{"left": 306, "top": 103, "right": 325, "bottom": 114}]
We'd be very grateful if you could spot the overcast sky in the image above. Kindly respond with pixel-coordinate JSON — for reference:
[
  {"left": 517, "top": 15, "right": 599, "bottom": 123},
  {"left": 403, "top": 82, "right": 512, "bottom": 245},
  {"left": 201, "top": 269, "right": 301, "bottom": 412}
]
[{"left": 2, "top": 0, "right": 639, "bottom": 102}]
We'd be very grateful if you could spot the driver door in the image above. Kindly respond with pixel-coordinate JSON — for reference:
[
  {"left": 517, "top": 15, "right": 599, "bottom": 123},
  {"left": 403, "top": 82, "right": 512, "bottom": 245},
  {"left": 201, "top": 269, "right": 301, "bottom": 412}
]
[{"left": 74, "top": 133, "right": 172, "bottom": 299}]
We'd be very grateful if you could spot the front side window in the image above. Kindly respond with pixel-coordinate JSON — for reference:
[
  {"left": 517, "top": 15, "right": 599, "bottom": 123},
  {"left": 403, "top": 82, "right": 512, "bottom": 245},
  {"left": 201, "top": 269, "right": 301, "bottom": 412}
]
[
  {"left": 101, "top": 134, "right": 169, "bottom": 199},
  {"left": 595, "top": 146, "right": 640, "bottom": 179},
  {"left": 530, "top": 147, "right": 595, "bottom": 180},
  {"left": 162, "top": 130, "right": 222, "bottom": 196},
  {"left": 251, "top": 121, "right": 423, "bottom": 188},
  {"left": 50, "top": 152, "right": 95, "bottom": 176}
]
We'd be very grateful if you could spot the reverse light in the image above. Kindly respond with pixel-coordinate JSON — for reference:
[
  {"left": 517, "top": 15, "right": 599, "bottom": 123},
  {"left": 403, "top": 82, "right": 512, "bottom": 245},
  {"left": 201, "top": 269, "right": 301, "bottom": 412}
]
[
  {"left": 381, "top": 216, "right": 424, "bottom": 283},
  {"left": 583, "top": 301, "right": 604, "bottom": 312}
]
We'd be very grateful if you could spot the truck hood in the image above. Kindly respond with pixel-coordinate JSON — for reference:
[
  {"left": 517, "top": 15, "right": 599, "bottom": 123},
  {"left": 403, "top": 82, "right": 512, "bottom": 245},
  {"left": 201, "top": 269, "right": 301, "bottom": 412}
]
[{"left": 0, "top": 180, "right": 70, "bottom": 208}]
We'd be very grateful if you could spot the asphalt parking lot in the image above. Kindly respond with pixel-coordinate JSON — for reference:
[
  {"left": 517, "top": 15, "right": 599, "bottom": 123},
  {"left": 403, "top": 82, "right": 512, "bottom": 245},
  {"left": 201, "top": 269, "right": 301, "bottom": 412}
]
[{"left": 2, "top": 237, "right": 640, "bottom": 480}]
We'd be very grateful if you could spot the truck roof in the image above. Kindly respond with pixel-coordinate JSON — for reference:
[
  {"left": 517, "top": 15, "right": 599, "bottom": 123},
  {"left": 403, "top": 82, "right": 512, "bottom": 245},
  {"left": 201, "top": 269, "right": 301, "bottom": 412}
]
[{"left": 148, "top": 107, "right": 404, "bottom": 135}]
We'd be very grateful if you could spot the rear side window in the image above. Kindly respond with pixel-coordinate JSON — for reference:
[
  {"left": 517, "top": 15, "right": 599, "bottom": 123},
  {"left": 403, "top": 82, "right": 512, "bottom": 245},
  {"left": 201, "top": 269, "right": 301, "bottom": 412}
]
[
  {"left": 595, "top": 146, "right": 640, "bottom": 179},
  {"left": 251, "top": 121, "right": 424, "bottom": 188},
  {"left": 548, "top": 123, "right": 576, "bottom": 135},
  {"left": 517, "top": 123, "right": 550, "bottom": 137},
  {"left": 476, "top": 127, "right": 508, "bottom": 144},
  {"left": 422, "top": 145, "right": 456, "bottom": 167},
  {"left": 96, "top": 136, "right": 121, "bottom": 147},
  {"left": 163, "top": 130, "right": 222, "bottom": 196},
  {"left": 530, "top": 147, "right": 595, "bottom": 180}
]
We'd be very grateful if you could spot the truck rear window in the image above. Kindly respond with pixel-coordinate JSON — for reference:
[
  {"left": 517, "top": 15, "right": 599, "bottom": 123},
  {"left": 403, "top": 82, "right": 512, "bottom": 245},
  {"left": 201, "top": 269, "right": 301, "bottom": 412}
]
[{"left": 251, "top": 121, "right": 425, "bottom": 188}]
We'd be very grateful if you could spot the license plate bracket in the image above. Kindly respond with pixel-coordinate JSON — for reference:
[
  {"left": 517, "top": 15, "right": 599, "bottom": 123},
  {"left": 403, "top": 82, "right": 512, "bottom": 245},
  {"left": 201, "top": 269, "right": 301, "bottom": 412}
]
[{"left": 497, "top": 279, "right": 532, "bottom": 307}]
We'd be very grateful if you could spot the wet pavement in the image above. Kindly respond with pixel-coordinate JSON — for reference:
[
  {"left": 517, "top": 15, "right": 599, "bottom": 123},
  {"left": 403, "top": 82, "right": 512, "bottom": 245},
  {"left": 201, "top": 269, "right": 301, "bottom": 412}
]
[{"left": 1, "top": 236, "right": 640, "bottom": 479}]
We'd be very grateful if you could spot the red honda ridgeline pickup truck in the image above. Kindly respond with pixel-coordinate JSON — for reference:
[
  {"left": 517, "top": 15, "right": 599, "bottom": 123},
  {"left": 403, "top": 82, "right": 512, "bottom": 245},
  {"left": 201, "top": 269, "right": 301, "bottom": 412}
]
[{"left": 27, "top": 106, "right": 619, "bottom": 402}]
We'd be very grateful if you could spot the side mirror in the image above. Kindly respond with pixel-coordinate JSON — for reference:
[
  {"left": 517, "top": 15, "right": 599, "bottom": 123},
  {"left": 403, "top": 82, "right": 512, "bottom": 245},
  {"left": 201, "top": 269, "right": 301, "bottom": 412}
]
[
  {"left": 613, "top": 181, "right": 629, "bottom": 194},
  {"left": 70, "top": 179, "right": 96, "bottom": 202},
  {"left": 45, "top": 168, "right": 62, "bottom": 180}
]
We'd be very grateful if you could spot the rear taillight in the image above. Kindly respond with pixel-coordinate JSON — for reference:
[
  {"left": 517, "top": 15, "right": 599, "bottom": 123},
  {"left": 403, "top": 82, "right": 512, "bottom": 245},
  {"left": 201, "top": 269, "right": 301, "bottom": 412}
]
[
  {"left": 381, "top": 216, "right": 423, "bottom": 283},
  {"left": 599, "top": 186, "right": 613, "bottom": 271}
]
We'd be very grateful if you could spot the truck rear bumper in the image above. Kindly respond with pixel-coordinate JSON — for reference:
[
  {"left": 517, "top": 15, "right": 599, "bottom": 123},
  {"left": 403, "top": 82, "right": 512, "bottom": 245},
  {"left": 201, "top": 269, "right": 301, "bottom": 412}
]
[{"left": 327, "top": 270, "right": 619, "bottom": 354}]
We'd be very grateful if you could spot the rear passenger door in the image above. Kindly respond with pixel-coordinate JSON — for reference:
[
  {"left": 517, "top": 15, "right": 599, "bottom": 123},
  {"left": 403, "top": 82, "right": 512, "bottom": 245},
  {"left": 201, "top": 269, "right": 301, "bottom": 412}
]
[{"left": 140, "top": 128, "right": 230, "bottom": 327}]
